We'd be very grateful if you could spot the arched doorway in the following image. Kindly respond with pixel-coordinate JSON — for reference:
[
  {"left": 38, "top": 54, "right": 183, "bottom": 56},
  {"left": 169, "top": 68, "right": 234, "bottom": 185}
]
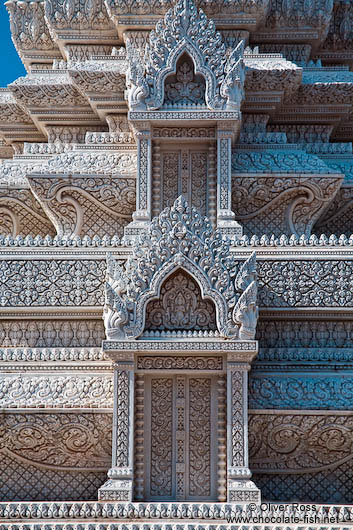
[{"left": 137, "top": 270, "right": 224, "bottom": 501}]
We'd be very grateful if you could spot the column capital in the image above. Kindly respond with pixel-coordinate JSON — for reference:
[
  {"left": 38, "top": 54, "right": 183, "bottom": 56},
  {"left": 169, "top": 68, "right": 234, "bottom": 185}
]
[
  {"left": 227, "top": 361, "right": 251, "bottom": 371},
  {"left": 131, "top": 121, "right": 152, "bottom": 137}
]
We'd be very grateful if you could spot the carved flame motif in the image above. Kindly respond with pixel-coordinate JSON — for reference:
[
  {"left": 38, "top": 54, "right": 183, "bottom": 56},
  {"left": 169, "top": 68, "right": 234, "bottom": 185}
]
[{"left": 145, "top": 270, "right": 217, "bottom": 331}]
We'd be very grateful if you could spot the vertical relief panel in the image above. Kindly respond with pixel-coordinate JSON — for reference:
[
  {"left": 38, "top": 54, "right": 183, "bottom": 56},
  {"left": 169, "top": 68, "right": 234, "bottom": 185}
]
[
  {"left": 190, "top": 151, "right": 208, "bottom": 216},
  {"left": 175, "top": 376, "right": 186, "bottom": 500},
  {"left": 188, "top": 377, "right": 212, "bottom": 498},
  {"left": 161, "top": 152, "right": 179, "bottom": 210},
  {"left": 144, "top": 374, "right": 218, "bottom": 501},
  {"left": 159, "top": 149, "right": 208, "bottom": 215},
  {"left": 149, "top": 377, "right": 174, "bottom": 498}
]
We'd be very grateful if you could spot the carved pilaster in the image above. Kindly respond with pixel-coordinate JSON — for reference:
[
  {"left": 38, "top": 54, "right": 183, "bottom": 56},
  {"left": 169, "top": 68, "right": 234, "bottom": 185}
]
[
  {"left": 152, "top": 140, "right": 161, "bottom": 218},
  {"left": 175, "top": 375, "right": 186, "bottom": 500},
  {"left": 98, "top": 356, "right": 134, "bottom": 501},
  {"left": 217, "top": 374, "right": 227, "bottom": 502},
  {"left": 134, "top": 374, "right": 145, "bottom": 501},
  {"left": 226, "top": 361, "right": 260, "bottom": 503},
  {"left": 217, "top": 127, "right": 242, "bottom": 238},
  {"left": 208, "top": 144, "right": 217, "bottom": 228},
  {"left": 124, "top": 126, "right": 152, "bottom": 240}
]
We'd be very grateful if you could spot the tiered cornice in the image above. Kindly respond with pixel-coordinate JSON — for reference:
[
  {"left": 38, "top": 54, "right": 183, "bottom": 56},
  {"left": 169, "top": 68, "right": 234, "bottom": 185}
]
[
  {"left": 5, "top": 0, "right": 60, "bottom": 70},
  {"left": 257, "top": 0, "right": 333, "bottom": 46},
  {"left": 105, "top": 0, "right": 269, "bottom": 36}
]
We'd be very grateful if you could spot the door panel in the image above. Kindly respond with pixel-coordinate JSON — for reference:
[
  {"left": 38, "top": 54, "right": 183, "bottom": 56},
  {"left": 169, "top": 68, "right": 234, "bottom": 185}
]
[
  {"left": 160, "top": 149, "right": 208, "bottom": 215},
  {"left": 144, "top": 374, "right": 217, "bottom": 501},
  {"left": 150, "top": 377, "right": 174, "bottom": 497}
]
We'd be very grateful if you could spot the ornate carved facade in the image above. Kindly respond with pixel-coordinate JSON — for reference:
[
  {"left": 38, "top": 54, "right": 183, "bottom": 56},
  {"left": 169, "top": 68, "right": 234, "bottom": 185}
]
[{"left": 2, "top": 0, "right": 353, "bottom": 527}]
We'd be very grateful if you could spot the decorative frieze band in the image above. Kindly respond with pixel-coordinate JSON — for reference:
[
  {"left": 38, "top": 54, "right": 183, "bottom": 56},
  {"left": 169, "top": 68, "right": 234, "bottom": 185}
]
[
  {"left": 103, "top": 340, "right": 257, "bottom": 353},
  {"left": 4, "top": 254, "right": 353, "bottom": 308},
  {"left": 0, "top": 374, "right": 113, "bottom": 408},
  {"left": 0, "top": 259, "right": 105, "bottom": 307},
  {"left": 249, "top": 373, "right": 353, "bottom": 409},
  {"left": 136, "top": 355, "right": 223, "bottom": 370}
]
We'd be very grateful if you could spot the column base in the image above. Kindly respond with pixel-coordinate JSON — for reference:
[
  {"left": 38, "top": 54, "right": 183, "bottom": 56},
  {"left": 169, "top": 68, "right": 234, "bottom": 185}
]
[
  {"left": 123, "top": 211, "right": 151, "bottom": 242},
  {"left": 217, "top": 212, "right": 243, "bottom": 238},
  {"left": 227, "top": 479, "right": 261, "bottom": 504},
  {"left": 98, "top": 478, "right": 133, "bottom": 501}
]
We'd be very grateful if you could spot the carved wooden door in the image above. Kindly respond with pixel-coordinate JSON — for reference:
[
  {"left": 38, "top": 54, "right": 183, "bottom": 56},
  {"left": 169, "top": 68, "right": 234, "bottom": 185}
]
[
  {"left": 143, "top": 374, "right": 218, "bottom": 501},
  {"left": 159, "top": 148, "right": 209, "bottom": 215}
]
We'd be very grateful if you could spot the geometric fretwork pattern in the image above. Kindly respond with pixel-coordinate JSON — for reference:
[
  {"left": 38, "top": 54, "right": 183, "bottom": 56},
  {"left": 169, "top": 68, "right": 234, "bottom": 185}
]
[
  {"left": 0, "top": 454, "right": 108, "bottom": 501},
  {"left": 253, "top": 462, "right": 353, "bottom": 504}
]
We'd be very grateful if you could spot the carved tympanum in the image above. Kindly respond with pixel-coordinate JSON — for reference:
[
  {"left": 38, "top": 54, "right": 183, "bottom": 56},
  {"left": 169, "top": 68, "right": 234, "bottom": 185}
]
[
  {"left": 164, "top": 56, "right": 206, "bottom": 107},
  {"left": 125, "top": 0, "right": 244, "bottom": 111},
  {"left": 145, "top": 270, "right": 217, "bottom": 331}
]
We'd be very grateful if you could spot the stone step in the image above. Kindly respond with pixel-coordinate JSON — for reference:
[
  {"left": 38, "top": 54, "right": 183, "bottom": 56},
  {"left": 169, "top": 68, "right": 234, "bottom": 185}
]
[
  {"left": 1, "top": 502, "right": 353, "bottom": 529},
  {"left": 0, "top": 520, "right": 352, "bottom": 530}
]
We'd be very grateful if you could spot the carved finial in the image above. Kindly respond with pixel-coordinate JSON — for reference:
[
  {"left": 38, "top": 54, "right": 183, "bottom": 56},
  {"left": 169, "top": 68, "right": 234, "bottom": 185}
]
[
  {"left": 233, "top": 281, "right": 258, "bottom": 340},
  {"left": 234, "top": 251, "right": 256, "bottom": 292}
]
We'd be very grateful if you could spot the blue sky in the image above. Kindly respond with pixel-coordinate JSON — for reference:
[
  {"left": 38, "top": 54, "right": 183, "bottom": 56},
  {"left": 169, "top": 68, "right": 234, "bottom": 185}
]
[{"left": 0, "top": 4, "right": 26, "bottom": 87}]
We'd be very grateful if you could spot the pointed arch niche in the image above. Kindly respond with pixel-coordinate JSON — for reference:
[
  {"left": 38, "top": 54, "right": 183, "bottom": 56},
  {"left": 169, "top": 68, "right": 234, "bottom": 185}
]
[
  {"left": 144, "top": 269, "right": 217, "bottom": 333},
  {"left": 162, "top": 53, "right": 206, "bottom": 109}
]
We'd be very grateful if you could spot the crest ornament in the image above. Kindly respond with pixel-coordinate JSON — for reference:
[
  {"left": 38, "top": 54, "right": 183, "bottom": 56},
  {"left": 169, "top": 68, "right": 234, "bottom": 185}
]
[
  {"left": 125, "top": 0, "right": 245, "bottom": 111},
  {"left": 104, "top": 196, "right": 258, "bottom": 340}
]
